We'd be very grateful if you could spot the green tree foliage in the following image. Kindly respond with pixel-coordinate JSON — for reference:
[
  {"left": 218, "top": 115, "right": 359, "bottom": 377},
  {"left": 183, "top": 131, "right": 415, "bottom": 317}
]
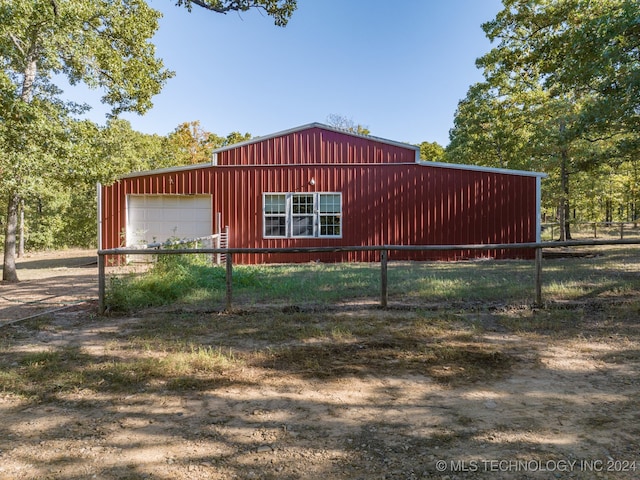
[
  {"left": 326, "top": 114, "right": 371, "bottom": 136},
  {"left": 175, "top": 0, "right": 297, "bottom": 26},
  {"left": 95, "top": 118, "right": 171, "bottom": 176},
  {"left": 448, "top": 0, "right": 639, "bottom": 240},
  {"left": 0, "top": 0, "right": 173, "bottom": 281},
  {"left": 418, "top": 141, "right": 445, "bottom": 162},
  {"left": 13, "top": 118, "right": 252, "bottom": 251},
  {"left": 166, "top": 121, "right": 251, "bottom": 165},
  {"left": 483, "top": 0, "right": 639, "bottom": 150},
  {"left": 223, "top": 130, "right": 252, "bottom": 147},
  {"left": 447, "top": 83, "right": 534, "bottom": 170},
  {"left": 1, "top": 0, "right": 296, "bottom": 281},
  {"left": 16, "top": 119, "right": 171, "bottom": 251}
]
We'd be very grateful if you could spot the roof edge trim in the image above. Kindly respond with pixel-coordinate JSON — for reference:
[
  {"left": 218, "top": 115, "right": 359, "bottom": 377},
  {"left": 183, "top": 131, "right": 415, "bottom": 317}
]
[
  {"left": 419, "top": 160, "right": 547, "bottom": 178},
  {"left": 209, "top": 122, "right": 421, "bottom": 158},
  {"left": 117, "top": 160, "right": 547, "bottom": 181},
  {"left": 120, "top": 163, "right": 210, "bottom": 179}
]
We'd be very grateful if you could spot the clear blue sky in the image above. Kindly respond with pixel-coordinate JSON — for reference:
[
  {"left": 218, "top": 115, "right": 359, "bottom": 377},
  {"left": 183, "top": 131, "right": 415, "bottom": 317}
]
[{"left": 70, "top": 0, "right": 504, "bottom": 147}]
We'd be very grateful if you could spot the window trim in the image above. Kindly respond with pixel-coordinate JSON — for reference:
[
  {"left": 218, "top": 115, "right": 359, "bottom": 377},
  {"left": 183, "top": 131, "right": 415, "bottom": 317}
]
[
  {"left": 263, "top": 193, "right": 287, "bottom": 238},
  {"left": 263, "top": 192, "right": 342, "bottom": 239},
  {"left": 290, "top": 193, "right": 316, "bottom": 238}
]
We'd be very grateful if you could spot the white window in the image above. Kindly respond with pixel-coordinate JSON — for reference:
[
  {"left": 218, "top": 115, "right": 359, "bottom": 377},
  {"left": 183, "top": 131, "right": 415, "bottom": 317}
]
[
  {"left": 264, "top": 194, "right": 286, "bottom": 237},
  {"left": 319, "top": 193, "right": 341, "bottom": 237},
  {"left": 291, "top": 194, "right": 315, "bottom": 237},
  {"left": 263, "top": 193, "right": 342, "bottom": 238}
]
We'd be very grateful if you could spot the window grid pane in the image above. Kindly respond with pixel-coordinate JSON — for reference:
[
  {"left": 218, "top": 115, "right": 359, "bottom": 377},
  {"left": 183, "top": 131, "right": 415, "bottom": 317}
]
[
  {"left": 319, "top": 194, "right": 341, "bottom": 213},
  {"left": 320, "top": 215, "right": 341, "bottom": 236},
  {"left": 264, "top": 194, "right": 286, "bottom": 237},
  {"left": 291, "top": 215, "right": 314, "bottom": 237},
  {"left": 263, "top": 192, "right": 342, "bottom": 239},
  {"left": 264, "top": 216, "right": 286, "bottom": 237},
  {"left": 292, "top": 194, "right": 314, "bottom": 214},
  {"left": 265, "top": 194, "right": 286, "bottom": 214}
]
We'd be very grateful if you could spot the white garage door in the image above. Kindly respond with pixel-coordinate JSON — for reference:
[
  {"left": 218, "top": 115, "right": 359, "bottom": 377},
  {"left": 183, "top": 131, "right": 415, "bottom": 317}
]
[{"left": 126, "top": 195, "right": 213, "bottom": 246}]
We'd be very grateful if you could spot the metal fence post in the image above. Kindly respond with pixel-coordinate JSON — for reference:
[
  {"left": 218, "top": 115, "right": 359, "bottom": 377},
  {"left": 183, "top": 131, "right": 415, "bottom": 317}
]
[
  {"left": 380, "top": 249, "right": 388, "bottom": 308},
  {"left": 214, "top": 235, "right": 221, "bottom": 265},
  {"left": 535, "top": 247, "right": 543, "bottom": 306},
  {"left": 98, "top": 253, "right": 106, "bottom": 314},
  {"left": 215, "top": 212, "right": 222, "bottom": 265},
  {"left": 225, "top": 252, "right": 233, "bottom": 311}
]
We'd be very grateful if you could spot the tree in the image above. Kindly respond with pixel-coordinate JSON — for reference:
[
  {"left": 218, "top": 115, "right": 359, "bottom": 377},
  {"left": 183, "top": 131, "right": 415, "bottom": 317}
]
[
  {"left": 447, "top": 82, "right": 534, "bottom": 170},
  {"left": 222, "top": 130, "right": 252, "bottom": 147},
  {"left": 482, "top": 0, "right": 639, "bottom": 152},
  {"left": 450, "top": 0, "right": 639, "bottom": 241},
  {"left": 0, "top": 0, "right": 173, "bottom": 282},
  {"left": 166, "top": 121, "right": 252, "bottom": 166},
  {"left": 176, "top": 0, "right": 297, "bottom": 26},
  {"left": 418, "top": 141, "right": 445, "bottom": 162},
  {"left": 166, "top": 121, "right": 215, "bottom": 165},
  {"left": 326, "top": 114, "right": 371, "bottom": 135}
]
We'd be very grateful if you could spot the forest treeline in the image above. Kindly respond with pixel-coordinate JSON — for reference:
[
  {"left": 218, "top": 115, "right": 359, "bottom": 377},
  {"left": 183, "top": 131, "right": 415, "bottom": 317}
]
[
  {"left": 1, "top": 119, "right": 251, "bottom": 250},
  {"left": 1, "top": 0, "right": 638, "bottom": 256},
  {"left": 445, "top": 0, "right": 639, "bottom": 240}
]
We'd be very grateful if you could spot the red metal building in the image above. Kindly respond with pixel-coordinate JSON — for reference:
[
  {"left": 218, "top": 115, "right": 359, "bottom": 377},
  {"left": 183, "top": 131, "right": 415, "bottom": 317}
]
[{"left": 99, "top": 123, "right": 545, "bottom": 263}]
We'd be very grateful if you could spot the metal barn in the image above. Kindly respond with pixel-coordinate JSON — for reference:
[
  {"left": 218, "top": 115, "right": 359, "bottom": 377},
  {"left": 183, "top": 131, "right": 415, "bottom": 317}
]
[{"left": 99, "top": 123, "right": 545, "bottom": 263}]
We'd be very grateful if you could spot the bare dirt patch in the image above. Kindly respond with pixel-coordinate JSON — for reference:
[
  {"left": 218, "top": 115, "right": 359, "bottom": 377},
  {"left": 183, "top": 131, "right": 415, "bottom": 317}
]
[
  {"left": 0, "top": 249, "right": 97, "bottom": 323},
  {"left": 0, "top": 251, "right": 639, "bottom": 479}
]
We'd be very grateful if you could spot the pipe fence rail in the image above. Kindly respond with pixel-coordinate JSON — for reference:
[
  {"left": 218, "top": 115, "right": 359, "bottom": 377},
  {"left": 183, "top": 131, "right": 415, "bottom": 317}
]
[
  {"left": 98, "top": 239, "right": 640, "bottom": 314},
  {"left": 542, "top": 221, "right": 640, "bottom": 240}
]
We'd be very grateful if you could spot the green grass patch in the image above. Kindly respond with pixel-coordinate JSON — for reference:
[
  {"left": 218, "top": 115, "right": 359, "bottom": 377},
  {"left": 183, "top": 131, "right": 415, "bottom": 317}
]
[{"left": 105, "top": 246, "right": 640, "bottom": 312}]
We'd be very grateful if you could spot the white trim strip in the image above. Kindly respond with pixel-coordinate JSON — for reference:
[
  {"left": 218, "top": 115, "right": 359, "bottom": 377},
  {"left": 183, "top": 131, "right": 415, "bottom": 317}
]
[
  {"left": 120, "top": 161, "right": 546, "bottom": 180},
  {"left": 97, "top": 182, "right": 102, "bottom": 250},
  {"left": 536, "top": 177, "right": 542, "bottom": 242},
  {"left": 418, "top": 160, "right": 547, "bottom": 179}
]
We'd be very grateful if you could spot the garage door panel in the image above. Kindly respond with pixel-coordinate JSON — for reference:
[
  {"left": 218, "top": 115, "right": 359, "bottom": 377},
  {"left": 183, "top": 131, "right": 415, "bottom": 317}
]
[
  {"left": 146, "top": 208, "right": 168, "bottom": 222},
  {"left": 126, "top": 195, "right": 213, "bottom": 247}
]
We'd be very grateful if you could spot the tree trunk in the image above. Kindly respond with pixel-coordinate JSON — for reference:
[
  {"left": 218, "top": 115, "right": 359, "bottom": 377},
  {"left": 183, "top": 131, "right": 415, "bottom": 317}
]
[
  {"left": 3, "top": 193, "right": 20, "bottom": 282},
  {"left": 2, "top": 37, "right": 39, "bottom": 281},
  {"left": 18, "top": 199, "right": 25, "bottom": 258},
  {"left": 558, "top": 147, "right": 572, "bottom": 241}
]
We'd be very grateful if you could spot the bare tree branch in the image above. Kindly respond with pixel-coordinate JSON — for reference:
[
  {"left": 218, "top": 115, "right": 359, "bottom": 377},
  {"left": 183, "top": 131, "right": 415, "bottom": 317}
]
[
  {"left": 174, "top": 0, "right": 296, "bottom": 26},
  {"left": 8, "top": 33, "right": 26, "bottom": 56}
]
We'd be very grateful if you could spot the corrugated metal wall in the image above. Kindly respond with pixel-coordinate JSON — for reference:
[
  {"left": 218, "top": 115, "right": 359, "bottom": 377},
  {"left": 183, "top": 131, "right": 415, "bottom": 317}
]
[
  {"left": 101, "top": 165, "right": 537, "bottom": 263},
  {"left": 101, "top": 126, "right": 537, "bottom": 264},
  {"left": 217, "top": 127, "right": 416, "bottom": 166}
]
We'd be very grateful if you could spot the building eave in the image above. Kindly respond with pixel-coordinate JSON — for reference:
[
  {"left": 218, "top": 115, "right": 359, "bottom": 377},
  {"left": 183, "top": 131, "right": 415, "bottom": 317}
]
[
  {"left": 119, "top": 162, "right": 210, "bottom": 179},
  {"left": 418, "top": 160, "right": 548, "bottom": 178}
]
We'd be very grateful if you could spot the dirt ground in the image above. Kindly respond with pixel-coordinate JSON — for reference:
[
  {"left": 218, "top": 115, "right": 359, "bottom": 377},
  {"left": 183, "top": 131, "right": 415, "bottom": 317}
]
[
  {"left": 0, "top": 249, "right": 98, "bottom": 324},
  {"left": 0, "top": 250, "right": 639, "bottom": 479}
]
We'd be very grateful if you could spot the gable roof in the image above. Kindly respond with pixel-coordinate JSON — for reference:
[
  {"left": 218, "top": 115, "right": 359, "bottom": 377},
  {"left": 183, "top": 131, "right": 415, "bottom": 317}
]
[
  {"left": 118, "top": 122, "right": 546, "bottom": 179},
  {"left": 210, "top": 122, "right": 421, "bottom": 157}
]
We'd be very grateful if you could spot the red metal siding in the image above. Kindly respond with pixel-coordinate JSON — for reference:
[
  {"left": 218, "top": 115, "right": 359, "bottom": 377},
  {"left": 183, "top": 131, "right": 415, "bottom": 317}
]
[
  {"left": 101, "top": 125, "right": 538, "bottom": 264},
  {"left": 216, "top": 127, "right": 416, "bottom": 166},
  {"left": 102, "top": 163, "right": 537, "bottom": 264}
]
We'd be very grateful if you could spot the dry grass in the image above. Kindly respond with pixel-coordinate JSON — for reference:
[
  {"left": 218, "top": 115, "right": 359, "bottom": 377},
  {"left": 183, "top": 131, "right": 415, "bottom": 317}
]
[
  {"left": 4, "top": 297, "right": 640, "bottom": 402},
  {"left": 3, "top": 245, "right": 640, "bottom": 401}
]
